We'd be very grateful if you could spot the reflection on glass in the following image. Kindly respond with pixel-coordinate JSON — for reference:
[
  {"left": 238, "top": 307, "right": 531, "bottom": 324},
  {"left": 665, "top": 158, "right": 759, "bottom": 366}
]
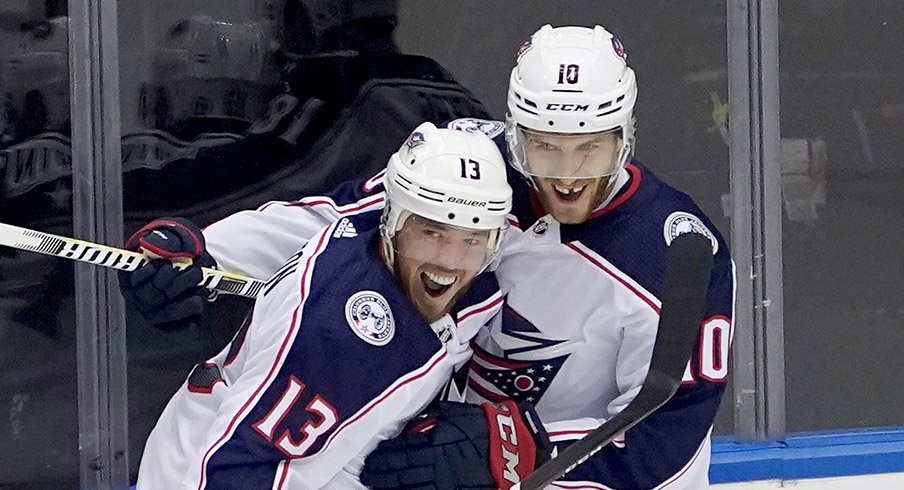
[
  {"left": 119, "top": 0, "right": 491, "bottom": 480},
  {"left": 0, "top": 1, "right": 78, "bottom": 486}
]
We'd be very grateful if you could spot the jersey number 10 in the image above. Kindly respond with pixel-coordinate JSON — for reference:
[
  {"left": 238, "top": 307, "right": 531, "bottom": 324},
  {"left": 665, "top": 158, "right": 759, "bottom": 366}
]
[{"left": 683, "top": 316, "right": 731, "bottom": 384}]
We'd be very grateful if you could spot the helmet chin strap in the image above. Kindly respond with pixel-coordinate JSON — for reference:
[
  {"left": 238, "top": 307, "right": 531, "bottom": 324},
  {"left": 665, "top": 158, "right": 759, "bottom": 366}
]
[
  {"left": 379, "top": 229, "right": 395, "bottom": 271},
  {"left": 590, "top": 158, "right": 636, "bottom": 214},
  {"left": 379, "top": 204, "right": 408, "bottom": 271}
]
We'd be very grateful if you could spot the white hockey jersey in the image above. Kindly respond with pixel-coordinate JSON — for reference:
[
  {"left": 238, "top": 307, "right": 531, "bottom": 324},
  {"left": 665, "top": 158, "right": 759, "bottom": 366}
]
[
  {"left": 138, "top": 209, "right": 503, "bottom": 489},
  {"left": 199, "top": 121, "right": 735, "bottom": 489}
]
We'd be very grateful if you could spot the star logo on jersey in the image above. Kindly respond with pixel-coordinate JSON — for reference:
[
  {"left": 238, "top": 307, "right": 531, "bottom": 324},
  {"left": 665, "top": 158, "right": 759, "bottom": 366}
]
[
  {"left": 465, "top": 303, "right": 569, "bottom": 404},
  {"left": 467, "top": 343, "right": 567, "bottom": 404},
  {"left": 332, "top": 218, "right": 357, "bottom": 238},
  {"left": 345, "top": 291, "right": 395, "bottom": 346},
  {"left": 499, "top": 302, "right": 567, "bottom": 357}
]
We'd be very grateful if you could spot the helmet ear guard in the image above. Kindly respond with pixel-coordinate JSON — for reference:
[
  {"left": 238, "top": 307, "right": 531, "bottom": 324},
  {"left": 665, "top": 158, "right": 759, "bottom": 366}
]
[
  {"left": 380, "top": 122, "right": 512, "bottom": 271},
  {"left": 506, "top": 24, "right": 638, "bottom": 182}
]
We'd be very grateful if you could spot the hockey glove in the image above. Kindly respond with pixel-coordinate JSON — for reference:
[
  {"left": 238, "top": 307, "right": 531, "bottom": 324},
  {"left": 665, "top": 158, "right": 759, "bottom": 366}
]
[
  {"left": 119, "top": 217, "right": 216, "bottom": 329},
  {"left": 360, "top": 400, "right": 552, "bottom": 490}
]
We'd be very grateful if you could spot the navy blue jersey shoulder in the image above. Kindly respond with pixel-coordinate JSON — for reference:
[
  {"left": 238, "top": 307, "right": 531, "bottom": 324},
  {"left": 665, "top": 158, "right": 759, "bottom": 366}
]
[
  {"left": 562, "top": 162, "right": 731, "bottom": 307},
  {"left": 442, "top": 118, "right": 509, "bottom": 156},
  {"left": 323, "top": 174, "right": 385, "bottom": 205}
]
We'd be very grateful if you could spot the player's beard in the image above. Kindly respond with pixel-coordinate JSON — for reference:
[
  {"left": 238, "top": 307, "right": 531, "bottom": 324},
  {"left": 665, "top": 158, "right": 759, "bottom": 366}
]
[
  {"left": 534, "top": 175, "right": 616, "bottom": 224},
  {"left": 393, "top": 259, "right": 474, "bottom": 324}
]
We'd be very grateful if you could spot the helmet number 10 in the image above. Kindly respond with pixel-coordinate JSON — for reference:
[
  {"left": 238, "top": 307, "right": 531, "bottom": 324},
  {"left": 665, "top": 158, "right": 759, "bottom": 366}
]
[
  {"left": 557, "top": 64, "right": 580, "bottom": 84},
  {"left": 460, "top": 158, "right": 482, "bottom": 180}
]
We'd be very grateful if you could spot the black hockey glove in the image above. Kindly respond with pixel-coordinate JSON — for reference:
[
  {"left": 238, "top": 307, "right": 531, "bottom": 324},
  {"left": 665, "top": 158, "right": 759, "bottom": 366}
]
[
  {"left": 118, "top": 217, "right": 216, "bottom": 329},
  {"left": 360, "top": 401, "right": 552, "bottom": 490}
]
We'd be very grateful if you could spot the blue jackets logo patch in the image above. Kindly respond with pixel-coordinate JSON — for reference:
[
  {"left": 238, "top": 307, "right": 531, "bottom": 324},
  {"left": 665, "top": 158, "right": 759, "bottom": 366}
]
[
  {"left": 345, "top": 291, "right": 395, "bottom": 346},
  {"left": 664, "top": 211, "right": 719, "bottom": 254},
  {"left": 405, "top": 131, "right": 426, "bottom": 149},
  {"left": 448, "top": 118, "right": 505, "bottom": 138},
  {"left": 468, "top": 343, "right": 568, "bottom": 404}
]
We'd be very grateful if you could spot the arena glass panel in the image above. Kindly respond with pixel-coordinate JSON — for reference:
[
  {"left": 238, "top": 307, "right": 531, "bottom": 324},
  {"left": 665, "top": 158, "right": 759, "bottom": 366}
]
[
  {"left": 0, "top": 0, "right": 79, "bottom": 486},
  {"left": 778, "top": 2, "right": 904, "bottom": 431}
]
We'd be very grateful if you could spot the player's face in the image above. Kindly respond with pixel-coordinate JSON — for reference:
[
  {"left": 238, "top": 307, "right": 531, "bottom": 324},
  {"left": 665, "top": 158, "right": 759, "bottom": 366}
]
[
  {"left": 523, "top": 130, "right": 621, "bottom": 224},
  {"left": 392, "top": 215, "right": 491, "bottom": 323}
]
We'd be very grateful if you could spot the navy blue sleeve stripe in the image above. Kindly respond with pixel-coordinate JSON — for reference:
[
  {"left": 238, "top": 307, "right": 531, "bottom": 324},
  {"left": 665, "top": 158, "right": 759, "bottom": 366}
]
[
  {"left": 457, "top": 291, "right": 504, "bottom": 323},
  {"left": 362, "top": 169, "right": 386, "bottom": 192},
  {"left": 260, "top": 193, "right": 385, "bottom": 215}
]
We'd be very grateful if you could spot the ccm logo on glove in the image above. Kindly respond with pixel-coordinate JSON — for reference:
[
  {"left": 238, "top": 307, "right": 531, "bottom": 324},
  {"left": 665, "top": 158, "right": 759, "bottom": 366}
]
[{"left": 484, "top": 400, "right": 537, "bottom": 487}]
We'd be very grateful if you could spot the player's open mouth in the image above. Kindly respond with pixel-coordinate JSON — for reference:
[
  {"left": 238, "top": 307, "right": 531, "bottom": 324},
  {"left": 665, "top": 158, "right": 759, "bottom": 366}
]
[
  {"left": 420, "top": 270, "right": 457, "bottom": 299},
  {"left": 552, "top": 183, "right": 586, "bottom": 203}
]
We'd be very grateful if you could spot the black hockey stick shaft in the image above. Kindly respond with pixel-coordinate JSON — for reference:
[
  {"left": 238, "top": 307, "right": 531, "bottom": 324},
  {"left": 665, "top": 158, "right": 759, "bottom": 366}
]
[{"left": 515, "top": 232, "right": 715, "bottom": 489}]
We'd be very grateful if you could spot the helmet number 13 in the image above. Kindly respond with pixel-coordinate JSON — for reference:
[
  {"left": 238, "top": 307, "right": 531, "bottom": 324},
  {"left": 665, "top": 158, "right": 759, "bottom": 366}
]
[{"left": 460, "top": 158, "right": 482, "bottom": 180}]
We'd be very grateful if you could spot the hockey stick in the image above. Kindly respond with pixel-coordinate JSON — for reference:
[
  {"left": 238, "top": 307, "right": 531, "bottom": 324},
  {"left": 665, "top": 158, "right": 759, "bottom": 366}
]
[
  {"left": 0, "top": 222, "right": 266, "bottom": 298},
  {"left": 514, "top": 232, "right": 715, "bottom": 490}
]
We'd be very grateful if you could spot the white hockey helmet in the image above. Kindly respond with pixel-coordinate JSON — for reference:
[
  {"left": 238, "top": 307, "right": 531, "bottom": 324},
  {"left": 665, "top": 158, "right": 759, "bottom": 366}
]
[
  {"left": 381, "top": 122, "right": 512, "bottom": 271},
  {"left": 506, "top": 25, "right": 637, "bottom": 180}
]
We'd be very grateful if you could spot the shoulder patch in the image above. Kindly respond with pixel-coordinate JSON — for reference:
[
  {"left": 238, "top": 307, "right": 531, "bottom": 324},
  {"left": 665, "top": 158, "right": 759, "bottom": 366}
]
[
  {"left": 345, "top": 291, "right": 395, "bottom": 346},
  {"left": 448, "top": 118, "right": 505, "bottom": 138},
  {"left": 663, "top": 211, "right": 719, "bottom": 254}
]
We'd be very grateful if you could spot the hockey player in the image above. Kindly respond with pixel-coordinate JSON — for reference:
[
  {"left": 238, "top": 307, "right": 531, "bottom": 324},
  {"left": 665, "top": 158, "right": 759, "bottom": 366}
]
[
  {"left": 123, "top": 25, "right": 735, "bottom": 489},
  {"left": 131, "top": 123, "right": 553, "bottom": 488},
  {"left": 0, "top": 1, "right": 491, "bottom": 484},
  {"left": 360, "top": 25, "right": 735, "bottom": 489}
]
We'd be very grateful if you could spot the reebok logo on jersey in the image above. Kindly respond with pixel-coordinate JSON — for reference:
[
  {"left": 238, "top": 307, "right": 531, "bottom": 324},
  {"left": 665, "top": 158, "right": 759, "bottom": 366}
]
[{"left": 332, "top": 218, "right": 358, "bottom": 238}]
